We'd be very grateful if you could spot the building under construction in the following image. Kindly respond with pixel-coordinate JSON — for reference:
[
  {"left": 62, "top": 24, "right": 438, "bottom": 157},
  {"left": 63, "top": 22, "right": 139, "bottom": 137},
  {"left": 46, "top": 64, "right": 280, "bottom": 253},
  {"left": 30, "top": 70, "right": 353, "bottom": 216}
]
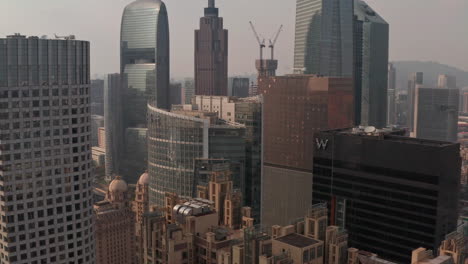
[{"left": 249, "top": 22, "right": 282, "bottom": 78}]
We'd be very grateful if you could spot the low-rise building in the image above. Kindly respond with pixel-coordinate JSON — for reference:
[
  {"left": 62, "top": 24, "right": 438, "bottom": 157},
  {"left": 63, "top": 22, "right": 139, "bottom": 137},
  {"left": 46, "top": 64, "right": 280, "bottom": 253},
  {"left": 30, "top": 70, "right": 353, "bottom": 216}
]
[{"left": 273, "top": 233, "right": 324, "bottom": 264}]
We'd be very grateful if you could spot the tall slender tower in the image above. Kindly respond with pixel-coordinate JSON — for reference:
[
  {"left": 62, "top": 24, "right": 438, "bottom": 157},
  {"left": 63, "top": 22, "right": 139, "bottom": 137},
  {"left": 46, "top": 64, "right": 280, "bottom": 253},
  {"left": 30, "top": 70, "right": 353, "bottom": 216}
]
[
  {"left": 387, "top": 63, "right": 397, "bottom": 125},
  {"left": 104, "top": 74, "right": 124, "bottom": 181},
  {"left": 109, "top": 0, "right": 170, "bottom": 183},
  {"left": 407, "top": 72, "right": 423, "bottom": 132},
  {"left": 354, "top": 0, "right": 389, "bottom": 128},
  {"left": 195, "top": 0, "right": 228, "bottom": 96}
]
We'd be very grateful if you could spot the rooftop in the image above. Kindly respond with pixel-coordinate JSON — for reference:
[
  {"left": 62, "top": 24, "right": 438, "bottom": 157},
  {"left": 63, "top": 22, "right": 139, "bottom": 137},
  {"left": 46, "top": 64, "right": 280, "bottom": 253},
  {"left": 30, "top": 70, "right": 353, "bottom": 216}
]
[
  {"left": 125, "top": 0, "right": 164, "bottom": 10},
  {"left": 5, "top": 33, "right": 80, "bottom": 41},
  {"left": 275, "top": 233, "right": 320, "bottom": 248},
  {"left": 354, "top": 0, "right": 388, "bottom": 24},
  {"left": 418, "top": 255, "right": 453, "bottom": 264},
  {"left": 321, "top": 127, "right": 457, "bottom": 148}
]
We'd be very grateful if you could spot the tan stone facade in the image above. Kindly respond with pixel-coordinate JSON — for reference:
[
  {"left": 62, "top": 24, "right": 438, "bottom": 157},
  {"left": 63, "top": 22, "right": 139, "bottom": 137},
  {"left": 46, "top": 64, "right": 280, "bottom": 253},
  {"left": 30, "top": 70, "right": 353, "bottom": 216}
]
[
  {"left": 133, "top": 172, "right": 149, "bottom": 264},
  {"left": 95, "top": 177, "right": 136, "bottom": 264}
]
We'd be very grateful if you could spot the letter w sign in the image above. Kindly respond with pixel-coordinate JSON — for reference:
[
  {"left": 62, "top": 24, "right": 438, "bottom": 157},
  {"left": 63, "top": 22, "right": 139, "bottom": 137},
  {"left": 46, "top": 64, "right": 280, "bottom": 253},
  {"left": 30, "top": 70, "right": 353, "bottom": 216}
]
[{"left": 316, "top": 138, "right": 329, "bottom": 150}]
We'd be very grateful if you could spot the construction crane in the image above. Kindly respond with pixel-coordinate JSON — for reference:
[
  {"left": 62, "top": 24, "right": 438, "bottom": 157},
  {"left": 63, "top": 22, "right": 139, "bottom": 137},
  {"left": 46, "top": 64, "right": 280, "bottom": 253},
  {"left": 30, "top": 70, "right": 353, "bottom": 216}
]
[
  {"left": 249, "top": 21, "right": 266, "bottom": 61},
  {"left": 268, "top": 25, "right": 283, "bottom": 60}
]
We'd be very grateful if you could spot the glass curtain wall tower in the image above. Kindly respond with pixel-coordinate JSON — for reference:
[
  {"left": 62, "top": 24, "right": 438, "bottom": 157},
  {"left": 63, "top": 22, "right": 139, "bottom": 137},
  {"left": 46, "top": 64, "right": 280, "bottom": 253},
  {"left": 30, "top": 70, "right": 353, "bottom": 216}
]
[
  {"left": 293, "top": 0, "right": 354, "bottom": 77},
  {"left": 111, "top": 0, "right": 170, "bottom": 183},
  {"left": 354, "top": 0, "right": 389, "bottom": 128}
]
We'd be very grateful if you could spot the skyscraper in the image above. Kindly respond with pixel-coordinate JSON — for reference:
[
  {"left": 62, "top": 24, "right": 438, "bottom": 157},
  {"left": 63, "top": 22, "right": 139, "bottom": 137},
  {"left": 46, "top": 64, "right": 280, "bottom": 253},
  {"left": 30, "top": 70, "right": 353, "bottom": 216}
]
[
  {"left": 438, "top": 74, "right": 457, "bottom": 89},
  {"left": 231, "top": 78, "right": 250, "bottom": 98},
  {"left": 412, "top": 86, "right": 459, "bottom": 142},
  {"left": 438, "top": 74, "right": 461, "bottom": 112},
  {"left": 260, "top": 75, "right": 354, "bottom": 227},
  {"left": 387, "top": 63, "right": 397, "bottom": 125},
  {"left": 117, "top": 0, "right": 170, "bottom": 182},
  {"left": 195, "top": 0, "right": 228, "bottom": 96},
  {"left": 313, "top": 127, "right": 460, "bottom": 263},
  {"left": 183, "top": 78, "right": 195, "bottom": 104},
  {"left": 396, "top": 91, "right": 408, "bottom": 126},
  {"left": 293, "top": 0, "right": 354, "bottom": 77},
  {"left": 169, "top": 82, "right": 182, "bottom": 106},
  {"left": 91, "top": 79, "right": 104, "bottom": 116},
  {"left": 121, "top": 0, "right": 170, "bottom": 110},
  {"left": 354, "top": 0, "right": 389, "bottom": 128},
  {"left": 407, "top": 72, "right": 424, "bottom": 131},
  {"left": 104, "top": 74, "right": 124, "bottom": 182},
  {"left": 0, "top": 34, "right": 95, "bottom": 263}
]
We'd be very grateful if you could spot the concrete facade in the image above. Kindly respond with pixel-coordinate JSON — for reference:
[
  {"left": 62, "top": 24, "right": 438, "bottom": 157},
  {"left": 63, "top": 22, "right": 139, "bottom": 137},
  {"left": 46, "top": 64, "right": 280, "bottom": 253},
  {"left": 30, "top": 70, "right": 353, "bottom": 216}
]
[
  {"left": 95, "top": 177, "right": 136, "bottom": 264},
  {"left": 0, "top": 34, "right": 95, "bottom": 263}
]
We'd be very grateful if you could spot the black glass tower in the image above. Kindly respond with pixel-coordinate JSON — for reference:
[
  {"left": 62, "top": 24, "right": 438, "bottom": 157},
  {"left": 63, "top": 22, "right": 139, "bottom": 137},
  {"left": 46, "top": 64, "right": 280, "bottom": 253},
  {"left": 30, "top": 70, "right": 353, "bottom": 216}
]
[{"left": 312, "top": 128, "right": 460, "bottom": 263}]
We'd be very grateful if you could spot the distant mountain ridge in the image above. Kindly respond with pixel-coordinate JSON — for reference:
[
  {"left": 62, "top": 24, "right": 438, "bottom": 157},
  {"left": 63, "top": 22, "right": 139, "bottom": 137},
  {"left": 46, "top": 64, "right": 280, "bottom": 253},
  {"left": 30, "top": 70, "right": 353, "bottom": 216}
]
[{"left": 393, "top": 61, "right": 468, "bottom": 90}]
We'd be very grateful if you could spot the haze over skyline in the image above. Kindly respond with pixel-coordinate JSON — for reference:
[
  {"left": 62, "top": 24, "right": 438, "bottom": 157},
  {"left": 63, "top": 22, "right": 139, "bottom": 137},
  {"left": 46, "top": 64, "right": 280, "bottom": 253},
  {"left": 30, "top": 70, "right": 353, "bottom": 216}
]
[{"left": 1, "top": 0, "right": 467, "bottom": 78}]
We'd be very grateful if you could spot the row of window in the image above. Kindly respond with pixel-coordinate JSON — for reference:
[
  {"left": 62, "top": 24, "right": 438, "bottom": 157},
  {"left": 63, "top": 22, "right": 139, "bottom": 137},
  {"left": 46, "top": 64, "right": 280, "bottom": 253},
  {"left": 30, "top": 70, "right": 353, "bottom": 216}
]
[
  {"left": 0, "top": 107, "right": 89, "bottom": 120},
  {"left": 3, "top": 202, "right": 92, "bottom": 225},
  {"left": 1, "top": 158, "right": 90, "bottom": 172},
  {"left": 2, "top": 186, "right": 91, "bottom": 202},
  {"left": 0, "top": 87, "right": 89, "bottom": 99},
  {"left": 0, "top": 98, "right": 90, "bottom": 110}
]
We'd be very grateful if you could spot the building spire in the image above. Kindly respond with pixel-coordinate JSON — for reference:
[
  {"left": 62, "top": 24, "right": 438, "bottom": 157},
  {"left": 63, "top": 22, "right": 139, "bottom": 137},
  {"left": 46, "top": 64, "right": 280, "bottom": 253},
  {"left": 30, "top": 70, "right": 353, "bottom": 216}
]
[
  {"left": 204, "top": 0, "right": 218, "bottom": 17},
  {"left": 208, "top": 0, "right": 215, "bottom": 8}
]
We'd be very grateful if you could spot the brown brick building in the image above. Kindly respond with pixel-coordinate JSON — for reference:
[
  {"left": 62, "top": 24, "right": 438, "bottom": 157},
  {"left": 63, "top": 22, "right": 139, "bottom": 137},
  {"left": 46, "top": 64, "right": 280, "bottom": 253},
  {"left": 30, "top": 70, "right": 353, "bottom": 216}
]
[
  {"left": 260, "top": 75, "right": 354, "bottom": 226},
  {"left": 194, "top": 0, "right": 228, "bottom": 96}
]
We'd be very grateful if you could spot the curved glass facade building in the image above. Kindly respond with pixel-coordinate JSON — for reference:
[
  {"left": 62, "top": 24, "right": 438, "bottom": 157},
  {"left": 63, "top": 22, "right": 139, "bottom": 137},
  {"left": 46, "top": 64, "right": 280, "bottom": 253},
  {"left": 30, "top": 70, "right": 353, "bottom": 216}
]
[
  {"left": 107, "top": 0, "right": 170, "bottom": 183},
  {"left": 147, "top": 105, "right": 246, "bottom": 206},
  {"left": 121, "top": 0, "right": 170, "bottom": 110},
  {"left": 147, "top": 105, "right": 209, "bottom": 205}
]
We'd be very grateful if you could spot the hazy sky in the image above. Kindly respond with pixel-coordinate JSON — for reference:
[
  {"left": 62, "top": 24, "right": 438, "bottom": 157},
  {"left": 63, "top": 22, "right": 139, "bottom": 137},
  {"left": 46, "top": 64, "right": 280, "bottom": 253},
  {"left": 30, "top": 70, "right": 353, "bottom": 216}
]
[{"left": 1, "top": 0, "right": 467, "bottom": 79}]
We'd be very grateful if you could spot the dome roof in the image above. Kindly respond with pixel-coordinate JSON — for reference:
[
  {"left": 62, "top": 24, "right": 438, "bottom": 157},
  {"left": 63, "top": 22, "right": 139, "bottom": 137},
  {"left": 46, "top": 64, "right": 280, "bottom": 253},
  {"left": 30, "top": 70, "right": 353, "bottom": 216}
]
[
  {"left": 138, "top": 172, "right": 149, "bottom": 185},
  {"left": 109, "top": 176, "right": 128, "bottom": 193}
]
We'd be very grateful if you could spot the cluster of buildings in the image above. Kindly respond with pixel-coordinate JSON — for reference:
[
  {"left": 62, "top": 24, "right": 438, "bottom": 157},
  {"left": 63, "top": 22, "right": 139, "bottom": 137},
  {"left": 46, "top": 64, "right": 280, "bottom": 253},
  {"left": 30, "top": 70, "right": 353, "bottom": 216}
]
[
  {"left": 0, "top": 0, "right": 467, "bottom": 263},
  {"left": 95, "top": 169, "right": 466, "bottom": 264}
]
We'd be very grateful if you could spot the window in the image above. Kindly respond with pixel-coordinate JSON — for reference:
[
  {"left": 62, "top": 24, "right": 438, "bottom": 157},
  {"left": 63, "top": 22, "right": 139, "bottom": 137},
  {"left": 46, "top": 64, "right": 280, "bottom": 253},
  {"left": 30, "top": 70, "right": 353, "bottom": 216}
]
[{"left": 317, "top": 246, "right": 323, "bottom": 258}]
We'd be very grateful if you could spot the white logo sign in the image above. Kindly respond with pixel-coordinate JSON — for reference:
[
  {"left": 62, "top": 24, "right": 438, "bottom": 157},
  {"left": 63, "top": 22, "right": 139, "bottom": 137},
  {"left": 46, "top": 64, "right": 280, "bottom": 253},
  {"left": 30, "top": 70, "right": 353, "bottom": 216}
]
[{"left": 316, "top": 138, "right": 329, "bottom": 150}]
